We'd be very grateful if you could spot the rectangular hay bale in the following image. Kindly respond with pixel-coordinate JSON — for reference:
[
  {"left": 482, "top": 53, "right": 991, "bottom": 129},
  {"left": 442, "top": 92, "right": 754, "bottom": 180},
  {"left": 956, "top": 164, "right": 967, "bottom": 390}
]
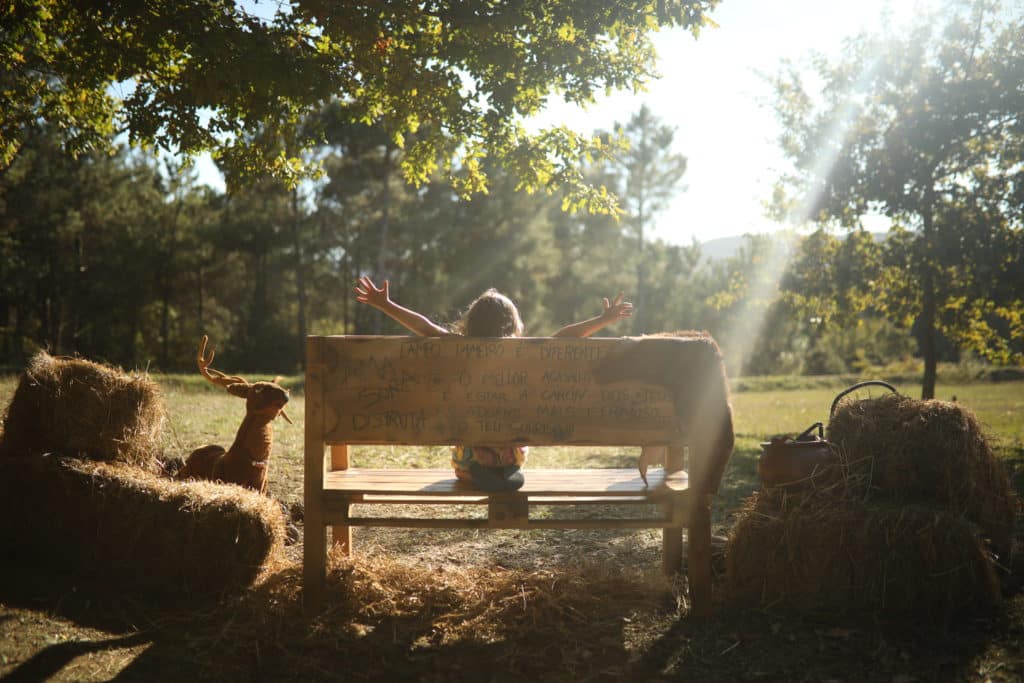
[
  {"left": 725, "top": 494, "right": 1002, "bottom": 621},
  {"left": 0, "top": 455, "right": 285, "bottom": 597},
  {"left": 0, "top": 352, "right": 166, "bottom": 471}
]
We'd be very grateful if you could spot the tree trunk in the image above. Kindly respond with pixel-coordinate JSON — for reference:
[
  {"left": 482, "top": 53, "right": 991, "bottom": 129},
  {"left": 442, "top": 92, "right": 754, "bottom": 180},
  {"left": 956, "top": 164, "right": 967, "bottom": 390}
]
[
  {"left": 160, "top": 198, "right": 183, "bottom": 370},
  {"left": 42, "top": 249, "right": 58, "bottom": 351},
  {"left": 919, "top": 199, "right": 938, "bottom": 399},
  {"left": 341, "top": 251, "right": 350, "bottom": 334},
  {"left": 634, "top": 199, "right": 647, "bottom": 335},
  {"left": 125, "top": 306, "right": 139, "bottom": 367},
  {"left": 633, "top": 117, "right": 649, "bottom": 336},
  {"left": 373, "top": 142, "right": 393, "bottom": 335},
  {"left": 353, "top": 242, "right": 367, "bottom": 333},
  {"left": 251, "top": 250, "right": 268, "bottom": 345},
  {"left": 14, "top": 303, "right": 28, "bottom": 364},
  {"left": 53, "top": 296, "right": 65, "bottom": 354},
  {"left": 920, "top": 269, "right": 938, "bottom": 399},
  {"left": 291, "top": 188, "right": 308, "bottom": 369},
  {"left": 196, "top": 265, "right": 205, "bottom": 334},
  {"left": 160, "top": 281, "right": 171, "bottom": 369},
  {"left": 0, "top": 296, "right": 9, "bottom": 360}
]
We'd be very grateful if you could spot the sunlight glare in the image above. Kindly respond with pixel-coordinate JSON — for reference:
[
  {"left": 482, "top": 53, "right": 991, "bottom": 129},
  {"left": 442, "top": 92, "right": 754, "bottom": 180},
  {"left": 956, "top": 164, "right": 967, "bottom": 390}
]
[{"left": 720, "top": 48, "right": 884, "bottom": 375}]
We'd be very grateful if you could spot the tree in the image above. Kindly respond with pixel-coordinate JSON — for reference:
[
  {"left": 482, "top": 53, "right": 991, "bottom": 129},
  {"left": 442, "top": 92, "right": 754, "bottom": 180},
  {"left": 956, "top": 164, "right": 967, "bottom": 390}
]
[
  {"left": 545, "top": 157, "right": 635, "bottom": 330},
  {"left": 603, "top": 106, "right": 688, "bottom": 332},
  {"left": 0, "top": 127, "right": 194, "bottom": 366},
  {"left": 153, "top": 159, "right": 210, "bottom": 369},
  {"left": 213, "top": 179, "right": 299, "bottom": 371},
  {"left": 3, "top": 0, "right": 717, "bottom": 212},
  {"left": 0, "top": 128, "right": 87, "bottom": 358},
  {"left": 310, "top": 108, "right": 429, "bottom": 335},
  {"left": 771, "top": 0, "right": 1024, "bottom": 397},
  {"left": 781, "top": 229, "right": 883, "bottom": 331},
  {"left": 640, "top": 240, "right": 704, "bottom": 331},
  {"left": 778, "top": 229, "right": 919, "bottom": 374}
]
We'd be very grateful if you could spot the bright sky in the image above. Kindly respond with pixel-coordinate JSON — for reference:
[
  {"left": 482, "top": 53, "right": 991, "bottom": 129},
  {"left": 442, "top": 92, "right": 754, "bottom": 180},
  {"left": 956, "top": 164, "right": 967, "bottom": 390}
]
[
  {"left": 197, "top": 0, "right": 929, "bottom": 246},
  {"left": 529, "top": 0, "right": 929, "bottom": 246}
]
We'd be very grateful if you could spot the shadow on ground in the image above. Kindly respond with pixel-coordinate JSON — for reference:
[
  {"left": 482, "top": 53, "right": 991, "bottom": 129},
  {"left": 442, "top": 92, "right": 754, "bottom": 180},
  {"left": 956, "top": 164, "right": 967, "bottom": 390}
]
[{"left": 3, "top": 546, "right": 1022, "bottom": 683}]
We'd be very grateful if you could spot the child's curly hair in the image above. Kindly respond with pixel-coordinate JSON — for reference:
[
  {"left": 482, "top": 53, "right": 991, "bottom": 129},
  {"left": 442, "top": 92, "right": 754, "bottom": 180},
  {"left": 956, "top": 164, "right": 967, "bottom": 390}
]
[{"left": 454, "top": 289, "right": 524, "bottom": 337}]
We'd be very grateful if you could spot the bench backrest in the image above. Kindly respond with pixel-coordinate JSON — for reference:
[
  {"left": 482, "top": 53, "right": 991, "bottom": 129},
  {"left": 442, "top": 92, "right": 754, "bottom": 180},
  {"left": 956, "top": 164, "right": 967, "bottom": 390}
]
[
  {"left": 306, "top": 334, "right": 734, "bottom": 490},
  {"left": 308, "top": 335, "right": 679, "bottom": 446}
]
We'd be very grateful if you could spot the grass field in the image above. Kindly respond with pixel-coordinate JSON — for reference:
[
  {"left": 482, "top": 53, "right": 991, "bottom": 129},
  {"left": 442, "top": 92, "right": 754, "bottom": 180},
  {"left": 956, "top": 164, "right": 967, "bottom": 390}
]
[
  {"left": 144, "top": 375, "right": 1024, "bottom": 519},
  {"left": 1, "top": 372, "right": 1022, "bottom": 681},
  {"left": 2, "top": 373, "right": 1021, "bottom": 521}
]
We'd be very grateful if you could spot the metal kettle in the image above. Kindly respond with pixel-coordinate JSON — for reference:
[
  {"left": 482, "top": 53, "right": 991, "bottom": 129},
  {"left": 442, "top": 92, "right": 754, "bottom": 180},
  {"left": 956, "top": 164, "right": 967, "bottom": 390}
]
[{"left": 757, "top": 380, "right": 898, "bottom": 487}]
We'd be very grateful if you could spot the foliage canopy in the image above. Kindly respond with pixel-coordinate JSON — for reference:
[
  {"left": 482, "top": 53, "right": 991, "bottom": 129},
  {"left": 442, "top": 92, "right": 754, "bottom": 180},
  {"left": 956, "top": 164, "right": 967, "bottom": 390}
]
[
  {"left": 771, "top": 0, "right": 1024, "bottom": 396},
  {"left": 2, "top": 0, "right": 717, "bottom": 212}
]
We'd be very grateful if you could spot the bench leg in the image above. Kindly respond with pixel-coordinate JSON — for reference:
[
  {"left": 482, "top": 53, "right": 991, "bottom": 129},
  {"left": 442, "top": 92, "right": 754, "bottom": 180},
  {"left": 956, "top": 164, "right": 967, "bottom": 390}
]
[
  {"left": 662, "top": 445, "right": 685, "bottom": 575},
  {"left": 687, "top": 493, "right": 713, "bottom": 617},
  {"left": 662, "top": 526, "right": 683, "bottom": 575},
  {"left": 303, "top": 502, "right": 327, "bottom": 616},
  {"left": 662, "top": 499, "right": 683, "bottom": 575},
  {"left": 331, "top": 502, "right": 352, "bottom": 555},
  {"left": 488, "top": 496, "right": 528, "bottom": 526},
  {"left": 329, "top": 445, "right": 351, "bottom": 555}
]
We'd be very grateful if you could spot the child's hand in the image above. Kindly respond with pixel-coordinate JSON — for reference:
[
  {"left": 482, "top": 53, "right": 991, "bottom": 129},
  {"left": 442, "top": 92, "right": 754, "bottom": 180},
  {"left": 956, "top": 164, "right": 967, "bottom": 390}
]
[
  {"left": 601, "top": 292, "right": 634, "bottom": 322},
  {"left": 355, "top": 276, "right": 391, "bottom": 310}
]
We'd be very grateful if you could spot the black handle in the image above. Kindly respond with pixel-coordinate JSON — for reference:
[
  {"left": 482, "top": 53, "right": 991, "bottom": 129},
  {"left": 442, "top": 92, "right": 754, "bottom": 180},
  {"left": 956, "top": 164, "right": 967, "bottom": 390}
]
[
  {"left": 795, "top": 422, "right": 824, "bottom": 441},
  {"left": 829, "top": 380, "right": 898, "bottom": 418}
]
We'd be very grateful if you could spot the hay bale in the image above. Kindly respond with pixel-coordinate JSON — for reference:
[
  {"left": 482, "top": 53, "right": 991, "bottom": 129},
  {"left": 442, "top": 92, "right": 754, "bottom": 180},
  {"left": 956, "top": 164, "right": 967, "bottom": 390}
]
[
  {"left": 725, "top": 490, "right": 1001, "bottom": 620},
  {"left": 0, "top": 351, "right": 166, "bottom": 472},
  {"left": 0, "top": 454, "right": 285, "bottom": 597},
  {"left": 827, "top": 393, "right": 1017, "bottom": 562}
]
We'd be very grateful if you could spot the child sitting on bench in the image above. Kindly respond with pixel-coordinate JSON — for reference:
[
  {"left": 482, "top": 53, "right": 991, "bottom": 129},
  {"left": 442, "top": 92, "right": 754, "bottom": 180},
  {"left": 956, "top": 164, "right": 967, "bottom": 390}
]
[{"left": 354, "top": 276, "right": 633, "bottom": 491}]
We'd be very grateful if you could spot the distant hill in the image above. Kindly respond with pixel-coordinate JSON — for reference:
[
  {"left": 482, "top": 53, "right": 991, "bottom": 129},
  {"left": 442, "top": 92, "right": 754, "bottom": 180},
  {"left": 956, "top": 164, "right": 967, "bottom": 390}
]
[
  {"left": 697, "top": 231, "right": 888, "bottom": 262},
  {"left": 698, "top": 235, "right": 749, "bottom": 262}
]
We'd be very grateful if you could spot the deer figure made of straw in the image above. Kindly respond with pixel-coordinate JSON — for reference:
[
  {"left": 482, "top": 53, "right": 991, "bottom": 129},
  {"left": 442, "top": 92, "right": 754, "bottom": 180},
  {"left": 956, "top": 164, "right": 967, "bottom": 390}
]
[{"left": 175, "top": 336, "right": 291, "bottom": 495}]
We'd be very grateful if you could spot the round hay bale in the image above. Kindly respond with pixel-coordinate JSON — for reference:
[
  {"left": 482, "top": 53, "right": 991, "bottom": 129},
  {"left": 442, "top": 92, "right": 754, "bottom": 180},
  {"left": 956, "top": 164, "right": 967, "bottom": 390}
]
[
  {"left": 0, "top": 454, "right": 285, "bottom": 597},
  {"left": 827, "top": 393, "right": 1017, "bottom": 564},
  {"left": 725, "top": 491, "right": 1001, "bottom": 621},
  {"left": 0, "top": 351, "right": 166, "bottom": 472}
]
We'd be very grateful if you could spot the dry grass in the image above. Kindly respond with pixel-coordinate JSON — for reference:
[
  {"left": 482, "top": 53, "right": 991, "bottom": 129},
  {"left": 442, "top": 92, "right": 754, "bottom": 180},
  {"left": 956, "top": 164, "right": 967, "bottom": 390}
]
[
  {"left": 90, "top": 548, "right": 684, "bottom": 682},
  {"left": 317, "top": 551, "right": 676, "bottom": 677}
]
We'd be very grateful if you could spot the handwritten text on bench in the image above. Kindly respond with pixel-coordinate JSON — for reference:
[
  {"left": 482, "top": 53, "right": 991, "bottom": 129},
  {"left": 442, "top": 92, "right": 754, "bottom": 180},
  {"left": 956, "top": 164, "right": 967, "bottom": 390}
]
[{"left": 322, "top": 338, "right": 678, "bottom": 445}]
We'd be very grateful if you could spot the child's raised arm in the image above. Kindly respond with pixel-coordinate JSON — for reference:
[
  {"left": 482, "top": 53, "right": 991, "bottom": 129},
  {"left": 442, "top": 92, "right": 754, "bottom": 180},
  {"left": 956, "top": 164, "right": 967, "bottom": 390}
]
[
  {"left": 551, "top": 292, "right": 634, "bottom": 338},
  {"left": 354, "top": 276, "right": 451, "bottom": 337}
]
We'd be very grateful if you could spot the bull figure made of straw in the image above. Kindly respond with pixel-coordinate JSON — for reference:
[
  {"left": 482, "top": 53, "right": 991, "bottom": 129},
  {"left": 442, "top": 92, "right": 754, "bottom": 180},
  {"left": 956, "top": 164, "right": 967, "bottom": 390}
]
[{"left": 175, "top": 336, "right": 291, "bottom": 495}]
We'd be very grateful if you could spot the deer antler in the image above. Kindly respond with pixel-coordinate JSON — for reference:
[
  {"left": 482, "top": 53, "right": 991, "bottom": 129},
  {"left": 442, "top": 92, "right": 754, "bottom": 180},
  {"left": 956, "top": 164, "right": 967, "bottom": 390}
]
[{"left": 197, "top": 335, "right": 248, "bottom": 390}]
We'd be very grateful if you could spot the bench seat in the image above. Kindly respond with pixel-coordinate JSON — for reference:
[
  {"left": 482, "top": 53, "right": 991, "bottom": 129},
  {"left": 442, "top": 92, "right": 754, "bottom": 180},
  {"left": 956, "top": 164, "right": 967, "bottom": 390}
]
[
  {"left": 322, "top": 468, "right": 690, "bottom": 530},
  {"left": 354, "top": 494, "right": 652, "bottom": 505},
  {"left": 324, "top": 467, "right": 688, "bottom": 496}
]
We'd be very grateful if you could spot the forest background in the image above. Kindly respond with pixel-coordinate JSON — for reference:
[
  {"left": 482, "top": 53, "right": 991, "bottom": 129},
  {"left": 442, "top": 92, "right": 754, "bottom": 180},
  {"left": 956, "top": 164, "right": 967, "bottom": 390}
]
[{"left": 1, "top": 0, "right": 1021, "bottom": 398}]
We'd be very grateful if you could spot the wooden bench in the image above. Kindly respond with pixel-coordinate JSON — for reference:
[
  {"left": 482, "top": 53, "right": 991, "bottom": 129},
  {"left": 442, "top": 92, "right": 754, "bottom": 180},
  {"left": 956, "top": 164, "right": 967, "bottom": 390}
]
[{"left": 303, "top": 335, "right": 733, "bottom": 616}]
